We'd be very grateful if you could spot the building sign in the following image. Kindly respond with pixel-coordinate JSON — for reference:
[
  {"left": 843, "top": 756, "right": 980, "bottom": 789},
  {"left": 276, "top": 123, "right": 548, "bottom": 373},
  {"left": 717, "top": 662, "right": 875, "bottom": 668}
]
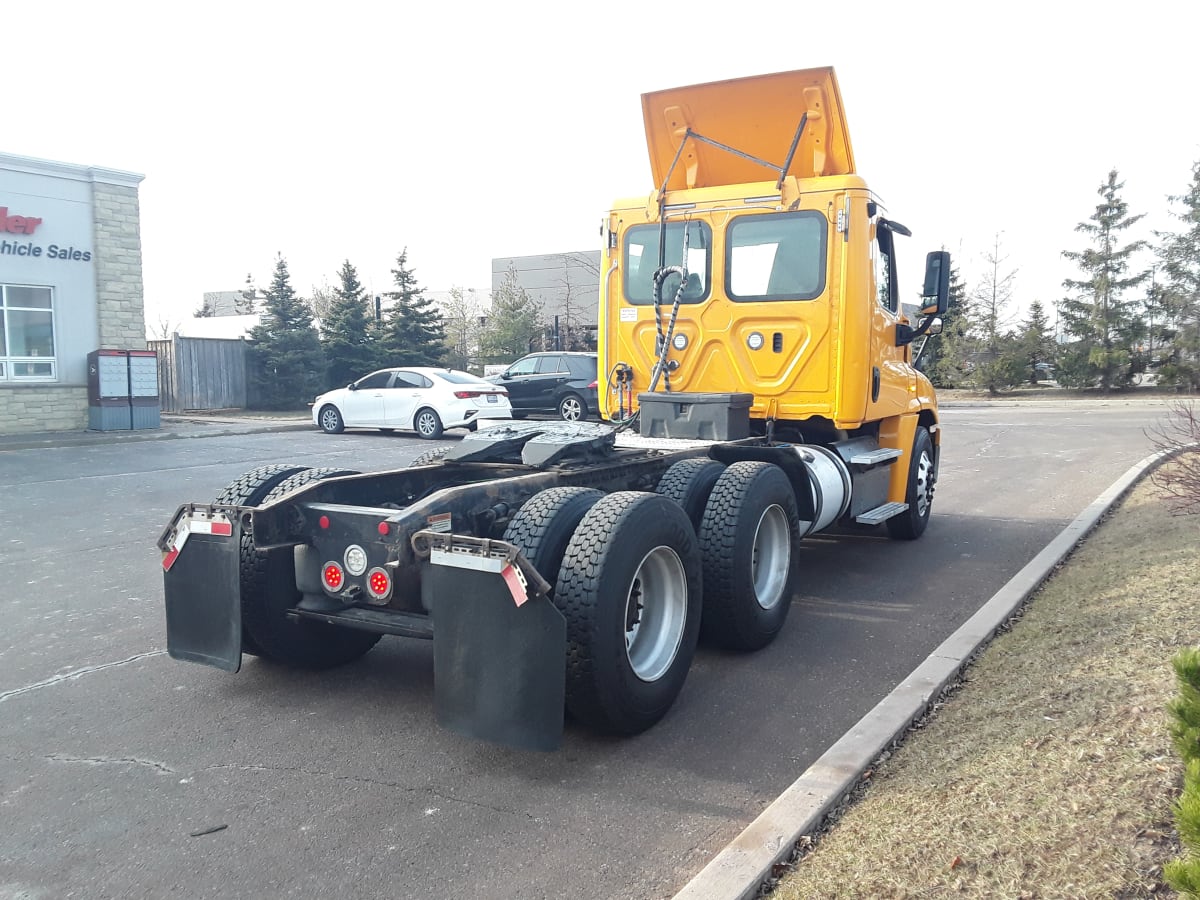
[{"left": 0, "top": 206, "right": 92, "bottom": 261}]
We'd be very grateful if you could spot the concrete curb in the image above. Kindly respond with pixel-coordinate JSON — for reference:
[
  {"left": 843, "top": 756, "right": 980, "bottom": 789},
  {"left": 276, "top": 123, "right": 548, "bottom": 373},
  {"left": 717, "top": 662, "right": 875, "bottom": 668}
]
[
  {"left": 0, "top": 420, "right": 312, "bottom": 452},
  {"left": 672, "top": 448, "right": 1177, "bottom": 900}
]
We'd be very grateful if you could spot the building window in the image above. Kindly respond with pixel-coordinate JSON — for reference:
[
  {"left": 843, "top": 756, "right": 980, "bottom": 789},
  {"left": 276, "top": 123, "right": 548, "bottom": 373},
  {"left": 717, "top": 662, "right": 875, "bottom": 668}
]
[{"left": 1, "top": 284, "right": 56, "bottom": 381}]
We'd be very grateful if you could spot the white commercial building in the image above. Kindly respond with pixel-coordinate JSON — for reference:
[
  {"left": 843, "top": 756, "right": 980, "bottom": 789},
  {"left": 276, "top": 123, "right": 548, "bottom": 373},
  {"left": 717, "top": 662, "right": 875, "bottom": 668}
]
[{"left": 0, "top": 152, "right": 147, "bottom": 435}]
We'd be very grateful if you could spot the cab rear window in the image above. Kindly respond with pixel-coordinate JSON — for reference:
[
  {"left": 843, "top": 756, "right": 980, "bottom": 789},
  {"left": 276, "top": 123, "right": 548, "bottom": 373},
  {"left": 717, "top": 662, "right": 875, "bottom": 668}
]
[
  {"left": 623, "top": 222, "right": 712, "bottom": 306},
  {"left": 725, "top": 211, "right": 827, "bottom": 301}
]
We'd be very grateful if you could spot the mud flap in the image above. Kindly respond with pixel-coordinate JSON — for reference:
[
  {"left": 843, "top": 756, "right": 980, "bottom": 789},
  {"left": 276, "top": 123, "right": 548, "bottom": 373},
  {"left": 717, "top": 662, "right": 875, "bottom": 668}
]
[
  {"left": 163, "top": 524, "right": 243, "bottom": 672},
  {"left": 424, "top": 563, "right": 566, "bottom": 752}
]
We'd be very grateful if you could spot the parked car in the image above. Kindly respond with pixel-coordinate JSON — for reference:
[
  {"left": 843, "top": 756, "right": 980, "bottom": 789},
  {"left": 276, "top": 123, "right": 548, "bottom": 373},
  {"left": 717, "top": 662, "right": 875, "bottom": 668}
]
[
  {"left": 487, "top": 352, "right": 599, "bottom": 421},
  {"left": 312, "top": 367, "right": 512, "bottom": 439}
]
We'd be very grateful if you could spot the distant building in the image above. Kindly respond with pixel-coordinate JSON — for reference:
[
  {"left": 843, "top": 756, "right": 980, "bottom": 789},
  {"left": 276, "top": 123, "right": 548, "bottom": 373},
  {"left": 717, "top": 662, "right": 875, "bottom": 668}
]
[
  {"left": 198, "top": 290, "right": 259, "bottom": 317},
  {"left": 173, "top": 314, "right": 259, "bottom": 340},
  {"left": 492, "top": 251, "right": 601, "bottom": 330}
]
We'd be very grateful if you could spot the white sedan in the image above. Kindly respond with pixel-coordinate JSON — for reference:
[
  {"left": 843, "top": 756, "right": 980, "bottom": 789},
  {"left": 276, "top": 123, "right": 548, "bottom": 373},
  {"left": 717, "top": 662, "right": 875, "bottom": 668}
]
[{"left": 312, "top": 367, "right": 512, "bottom": 439}]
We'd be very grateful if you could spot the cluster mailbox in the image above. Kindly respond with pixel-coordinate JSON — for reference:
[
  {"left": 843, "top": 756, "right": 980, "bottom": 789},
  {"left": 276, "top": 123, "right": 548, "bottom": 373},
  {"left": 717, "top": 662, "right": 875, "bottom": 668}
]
[{"left": 87, "top": 349, "right": 160, "bottom": 431}]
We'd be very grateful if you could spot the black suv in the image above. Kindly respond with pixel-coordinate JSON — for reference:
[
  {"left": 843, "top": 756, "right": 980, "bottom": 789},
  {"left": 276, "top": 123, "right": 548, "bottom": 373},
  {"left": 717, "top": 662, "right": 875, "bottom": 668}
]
[{"left": 488, "top": 352, "right": 599, "bottom": 421}]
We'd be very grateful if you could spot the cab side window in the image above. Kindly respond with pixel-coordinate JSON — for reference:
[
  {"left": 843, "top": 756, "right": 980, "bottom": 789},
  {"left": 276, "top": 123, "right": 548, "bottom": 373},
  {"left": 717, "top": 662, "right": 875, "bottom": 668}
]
[{"left": 872, "top": 223, "right": 898, "bottom": 314}]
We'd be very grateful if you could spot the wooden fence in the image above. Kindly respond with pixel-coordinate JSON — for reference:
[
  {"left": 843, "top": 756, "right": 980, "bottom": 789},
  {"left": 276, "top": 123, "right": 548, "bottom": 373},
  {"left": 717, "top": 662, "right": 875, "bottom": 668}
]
[{"left": 150, "top": 337, "right": 248, "bottom": 412}]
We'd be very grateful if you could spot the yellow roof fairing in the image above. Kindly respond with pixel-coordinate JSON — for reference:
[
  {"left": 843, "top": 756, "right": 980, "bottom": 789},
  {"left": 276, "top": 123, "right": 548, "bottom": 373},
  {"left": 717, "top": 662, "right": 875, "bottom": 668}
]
[{"left": 641, "top": 67, "right": 855, "bottom": 192}]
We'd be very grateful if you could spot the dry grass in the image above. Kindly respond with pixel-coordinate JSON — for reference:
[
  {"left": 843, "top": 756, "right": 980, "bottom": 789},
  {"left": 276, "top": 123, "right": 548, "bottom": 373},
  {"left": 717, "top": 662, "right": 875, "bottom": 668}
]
[{"left": 772, "top": 471, "right": 1200, "bottom": 899}]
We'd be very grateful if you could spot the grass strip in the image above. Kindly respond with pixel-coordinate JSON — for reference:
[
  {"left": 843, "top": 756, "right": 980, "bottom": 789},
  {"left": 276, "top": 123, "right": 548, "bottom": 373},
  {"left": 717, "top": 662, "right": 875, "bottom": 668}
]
[{"left": 772, "top": 473, "right": 1200, "bottom": 899}]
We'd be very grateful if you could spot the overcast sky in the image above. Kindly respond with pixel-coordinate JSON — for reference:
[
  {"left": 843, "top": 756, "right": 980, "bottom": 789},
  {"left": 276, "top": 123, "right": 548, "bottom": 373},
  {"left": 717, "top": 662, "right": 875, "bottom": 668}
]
[{"left": 6, "top": 0, "right": 1198, "bottom": 334}]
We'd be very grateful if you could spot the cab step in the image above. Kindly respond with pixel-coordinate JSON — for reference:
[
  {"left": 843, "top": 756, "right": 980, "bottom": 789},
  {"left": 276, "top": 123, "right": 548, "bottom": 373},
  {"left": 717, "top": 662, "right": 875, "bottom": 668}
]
[
  {"left": 849, "top": 448, "right": 903, "bottom": 466},
  {"left": 855, "top": 501, "right": 909, "bottom": 525}
]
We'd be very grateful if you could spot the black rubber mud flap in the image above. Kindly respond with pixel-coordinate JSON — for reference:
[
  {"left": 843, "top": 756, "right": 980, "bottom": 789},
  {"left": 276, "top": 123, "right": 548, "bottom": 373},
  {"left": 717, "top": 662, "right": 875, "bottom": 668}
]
[
  {"left": 424, "top": 563, "right": 566, "bottom": 752},
  {"left": 164, "top": 526, "right": 243, "bottom": 673}
]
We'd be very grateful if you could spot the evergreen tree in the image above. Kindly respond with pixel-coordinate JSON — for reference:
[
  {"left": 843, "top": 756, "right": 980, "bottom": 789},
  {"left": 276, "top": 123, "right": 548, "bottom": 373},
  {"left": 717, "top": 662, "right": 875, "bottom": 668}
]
[
  {"left": 320, "top": 260, "right": 376, "bottom": 389},
  {"left": 246, "top": 254, "right": 325, "bottom": 409},
  {"left": 236, "top": 273, "right": 257, "bottom": 315},
  {"left": 480, "top": 263, "right": 543, "bottom": 360},
  {"left": 378, "top": 248, "right": 445, "bottom": 367},
  {"left": 1156, "top": 159, "right": 1200, "bottom": 390},
  {"left": 1015, "top": 299, "right": 1056, "bottom": 384},
  {"left": 1057, "top": 169, "right": 1149, "bottom": 390}
]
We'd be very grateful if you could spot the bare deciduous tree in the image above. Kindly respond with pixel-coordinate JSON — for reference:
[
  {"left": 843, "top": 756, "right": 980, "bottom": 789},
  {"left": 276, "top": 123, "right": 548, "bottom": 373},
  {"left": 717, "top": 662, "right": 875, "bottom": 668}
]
[{"left": 1146, "top": 399, "right": 1200, "bottom": 515}]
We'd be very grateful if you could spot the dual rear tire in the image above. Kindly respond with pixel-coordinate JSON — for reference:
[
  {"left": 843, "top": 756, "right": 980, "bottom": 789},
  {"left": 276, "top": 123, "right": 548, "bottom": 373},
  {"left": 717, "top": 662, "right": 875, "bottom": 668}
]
[
  {"left": 505, "top": 489, "right": 701, "bottom": 735},
  {"left": 504, "top": 459, "right": 800, "bottom": 735},
  {"left": 215, "top": 465, "right": 380, "bottom": 669}
]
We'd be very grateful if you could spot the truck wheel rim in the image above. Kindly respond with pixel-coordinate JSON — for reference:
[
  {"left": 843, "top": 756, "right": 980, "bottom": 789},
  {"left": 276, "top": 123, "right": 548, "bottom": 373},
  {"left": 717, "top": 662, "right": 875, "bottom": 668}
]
[
  {"left": 561, "top": 397, "right": 582, "bottom": 420},
  {"left": 624, "top": 545, "right": 687, "bottom": 683},
  {"left": 321, "top": 408, "right": 338, "bottom": 430},
  {"left": 752, "top": 504, "right": 791, "bottom": 610},
  {"left": 914, "top": 449, "right": 933, "bottom": 517}
]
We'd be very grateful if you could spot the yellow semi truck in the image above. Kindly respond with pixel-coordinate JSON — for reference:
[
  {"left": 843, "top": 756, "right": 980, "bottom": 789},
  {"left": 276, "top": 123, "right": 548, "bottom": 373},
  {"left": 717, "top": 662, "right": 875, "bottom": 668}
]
[
  {"left": 157, "top": 66, "right": 948, "bottom": 750},
  {"left": 599, "top": 66, "right": 946, "bottom": 537}
]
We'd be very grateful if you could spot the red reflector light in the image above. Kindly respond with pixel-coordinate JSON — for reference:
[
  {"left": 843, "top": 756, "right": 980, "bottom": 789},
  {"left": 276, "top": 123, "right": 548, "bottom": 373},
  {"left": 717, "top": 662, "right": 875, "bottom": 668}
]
[
  {"left": 366, "top": 566, "right": 392, "bottom": 601},
  {"left": 318, "top": 515, "right": 330, "bottom": 529},
  {"left": 378, "top": 521, "right": 390, "bottom": 535},
  {"left": 587, "top": 380, "right": 598, "bottom": 389},
  {"left": 322, "top": 562, "right": 344, "bottom": 592}
]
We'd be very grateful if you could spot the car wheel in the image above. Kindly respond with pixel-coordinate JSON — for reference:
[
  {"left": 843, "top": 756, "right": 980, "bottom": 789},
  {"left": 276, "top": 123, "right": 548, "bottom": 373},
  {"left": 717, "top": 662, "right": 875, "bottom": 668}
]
[
  {"left": 318, "top": 404, "right": 344, "bottom": 434},
  {"left": 414, "top": 407, "right": 444, "bottom": 439},
  {"left": 558, "top": 393, "right": 586, "bottom": 421}
]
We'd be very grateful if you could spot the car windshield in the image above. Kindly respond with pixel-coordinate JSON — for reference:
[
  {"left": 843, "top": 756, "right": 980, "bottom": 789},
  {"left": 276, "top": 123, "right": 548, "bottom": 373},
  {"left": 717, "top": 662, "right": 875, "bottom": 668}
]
[{"left": 436, "top": 370, "right": 493, "bottom": 386}]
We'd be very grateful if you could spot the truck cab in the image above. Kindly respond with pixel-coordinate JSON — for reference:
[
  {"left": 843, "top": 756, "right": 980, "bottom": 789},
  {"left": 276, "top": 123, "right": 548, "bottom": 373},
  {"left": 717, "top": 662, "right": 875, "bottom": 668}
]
[{"left": 597, "top": 67, "right": 945, "bottom": 449}]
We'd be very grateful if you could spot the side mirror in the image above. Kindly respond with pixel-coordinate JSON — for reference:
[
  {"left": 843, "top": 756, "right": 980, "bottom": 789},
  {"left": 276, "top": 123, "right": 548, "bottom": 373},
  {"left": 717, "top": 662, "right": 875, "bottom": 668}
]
[
  {"left": 348, "top": 382, "right": 357, "bottom": 391},
  {"left": 501, "top": 371, "right": 512, "bottom": 380},
  {"left": 921, "top": 251, "right": 951, "bottom": 317},
  {"left": 925, "top": 317, "right": 944, "bottom": 336}
]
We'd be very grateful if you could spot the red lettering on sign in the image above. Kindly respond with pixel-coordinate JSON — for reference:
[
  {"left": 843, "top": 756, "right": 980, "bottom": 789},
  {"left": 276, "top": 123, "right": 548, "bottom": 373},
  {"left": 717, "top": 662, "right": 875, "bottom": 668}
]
[{"left": 0, "top": 208, "right": 42, "bottom": 234}]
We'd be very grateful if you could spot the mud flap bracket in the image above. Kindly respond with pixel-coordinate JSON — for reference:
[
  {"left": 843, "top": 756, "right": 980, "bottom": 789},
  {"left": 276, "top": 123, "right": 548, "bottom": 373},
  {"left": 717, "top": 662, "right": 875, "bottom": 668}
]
[
  {"left": 161, "top": 505, "right": 243, "bottom": 672},
  {"left": 416, "top": 532, "right": 565, "bottom": 752}
]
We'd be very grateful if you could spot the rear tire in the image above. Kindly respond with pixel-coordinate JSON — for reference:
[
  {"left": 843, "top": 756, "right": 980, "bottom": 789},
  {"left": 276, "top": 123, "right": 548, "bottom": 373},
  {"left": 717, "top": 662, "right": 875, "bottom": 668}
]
[
  {"left": 655, "top": 458, "right": 725, "bottom": 532},
  {"left": 240, "top": 467, "right": 381, "bottom": 669},
  {"left": 886, "top": 426, "right": 935, "bottom": 540},
  {"left": 408, "top": 445, "right": 452, "bottom": 467},
  {"left": 318, "top": 404, "right": 344, "bottom": 434},
  {"left": 503, "top": 487, "right": 605, "bottom": 596},
  {"left": 554, "top": 492, "right": 701, "bottom": 735},
  {"left": 698, "top": 461, "right": 800, "bottom": 651},
  {"left": 414, "top": 407, "right": 444, "bottom": 439},
  {"left": 214, "top": 464, "right": 309, "bottom": 656}
]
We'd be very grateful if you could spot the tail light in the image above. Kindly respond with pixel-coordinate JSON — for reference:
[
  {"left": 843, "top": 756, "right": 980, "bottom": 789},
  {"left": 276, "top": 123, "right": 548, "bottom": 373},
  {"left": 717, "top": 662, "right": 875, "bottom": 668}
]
[
  {"left": 366, "top": 567, "right": 392, "bottom": 601},
  {"left": 587, "top": 380, "right": 598, "bottom": 389},
  {"left": 322, "top": 561, "right": 345, "bottom": 593},
  {"left": 454, "top": 390, "right": 483, "bottom": 399}
]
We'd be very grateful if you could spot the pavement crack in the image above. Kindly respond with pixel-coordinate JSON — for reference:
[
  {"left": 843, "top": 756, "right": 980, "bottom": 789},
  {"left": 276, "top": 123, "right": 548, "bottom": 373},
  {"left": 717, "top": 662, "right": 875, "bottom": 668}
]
[
  {"left": 202, "top": 763, "right": 534, "bottom": 819},
  {"left": 46, "top": 753, "right": 177, "bottom": 774},
  {"left": 0, "top": 650, "right": 166, "bottom": 704}
]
